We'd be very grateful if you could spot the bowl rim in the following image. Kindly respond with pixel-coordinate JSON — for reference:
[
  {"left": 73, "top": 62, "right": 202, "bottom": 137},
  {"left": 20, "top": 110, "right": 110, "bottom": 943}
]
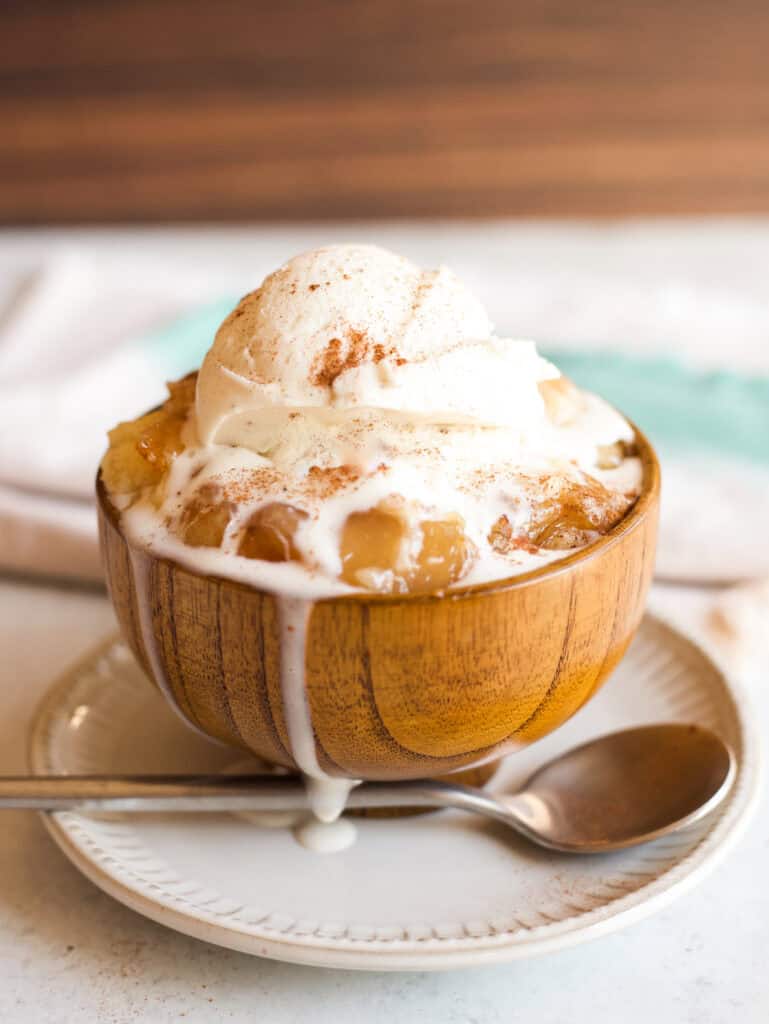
[{"left": 96, "top": 418, "right": 659, "bottom": 608}]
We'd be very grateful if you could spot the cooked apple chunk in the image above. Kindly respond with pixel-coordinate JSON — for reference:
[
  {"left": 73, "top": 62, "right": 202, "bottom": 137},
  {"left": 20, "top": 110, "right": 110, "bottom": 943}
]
[
  {"left": 179, "top": 485, "right": 235, "bottom": 548},
  {"left": 489, "top": 474, "right": 632, "bottom": 555},
  {"left": 488, "top": 515, "right": 538, "bottom": 555},
  {"left": 237, "top": 503, "right": 308, "bottom": 562},
  {"left": 596, "top": 439, "right": 639, "bottom": 470},
  {"left": 538, "top": 376, "right": 583, "bottom": 426},
  {"left": 340, "top": 501, "right": 475, "bottom": 594},
  {"left": 529, "top": 475, "right": 632, "bottom": 550},
  {"left": 101, "top": 373, "right": 197, "bottom": 496}
]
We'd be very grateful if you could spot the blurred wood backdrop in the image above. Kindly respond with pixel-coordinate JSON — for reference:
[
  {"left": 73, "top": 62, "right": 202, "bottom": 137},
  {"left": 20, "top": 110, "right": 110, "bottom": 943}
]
[{"left": 3, "top": 0, "right": 769, "bottom": 223}]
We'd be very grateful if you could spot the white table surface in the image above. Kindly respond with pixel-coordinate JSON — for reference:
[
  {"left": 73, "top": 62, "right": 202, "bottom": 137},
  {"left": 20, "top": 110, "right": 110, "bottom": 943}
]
[{"left": 1, "top": 223, "right": 768, "bottom": 1021}]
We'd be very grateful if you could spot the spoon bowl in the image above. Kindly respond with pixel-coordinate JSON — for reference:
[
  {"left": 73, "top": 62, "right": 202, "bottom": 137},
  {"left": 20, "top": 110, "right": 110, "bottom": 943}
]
[{"left": 500, "top": 723, "right": 736, "bottom": 852}]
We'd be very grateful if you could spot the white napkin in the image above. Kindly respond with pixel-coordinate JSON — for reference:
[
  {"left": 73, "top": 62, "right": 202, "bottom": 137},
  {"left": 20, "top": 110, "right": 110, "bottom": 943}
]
[
  {"left": 0, "top": 483, "right": 100, "bottom": 581},
  {"left": 0, "top": 255, "right": 235, "bottom": 579}
]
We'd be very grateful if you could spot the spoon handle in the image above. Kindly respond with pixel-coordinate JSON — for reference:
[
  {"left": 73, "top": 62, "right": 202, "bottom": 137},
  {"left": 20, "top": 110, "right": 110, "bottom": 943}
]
[
  {"left": 0, "top": 774, "right": 507, "bottom": 817},
  {"left": 347, "top": 779, "right": 515, "bottom": 823},
  {"left": 0, "top": 774, "right": 313, "bottom": 812}
]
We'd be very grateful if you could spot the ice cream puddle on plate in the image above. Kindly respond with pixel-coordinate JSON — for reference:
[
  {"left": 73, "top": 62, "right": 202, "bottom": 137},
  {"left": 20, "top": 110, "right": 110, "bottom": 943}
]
[{"left": 101, "top": 244, "right": 642, "bottom": 852}]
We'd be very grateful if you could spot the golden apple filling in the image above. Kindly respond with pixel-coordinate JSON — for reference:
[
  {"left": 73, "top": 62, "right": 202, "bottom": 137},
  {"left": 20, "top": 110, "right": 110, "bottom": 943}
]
[
  {"left": 177, "top": 484, "right": 476, "bottom": 594},
  {"left": 101, "top": 373, "right": 196, "bottom": 498},
  {"left": 101, "top": 372, "right": 639, "bottom": 595}
]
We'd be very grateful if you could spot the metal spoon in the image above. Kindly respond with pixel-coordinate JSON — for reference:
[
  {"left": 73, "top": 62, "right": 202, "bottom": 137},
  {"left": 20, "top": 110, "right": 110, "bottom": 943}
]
[{"left": 1, "top": 724, "right": 734, "bottom": 853}]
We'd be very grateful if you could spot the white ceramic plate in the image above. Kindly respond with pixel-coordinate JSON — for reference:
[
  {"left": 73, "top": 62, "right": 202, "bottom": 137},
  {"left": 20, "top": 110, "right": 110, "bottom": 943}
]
[{"left": 29, "top": 615, "right": 760, "bottom": 971}]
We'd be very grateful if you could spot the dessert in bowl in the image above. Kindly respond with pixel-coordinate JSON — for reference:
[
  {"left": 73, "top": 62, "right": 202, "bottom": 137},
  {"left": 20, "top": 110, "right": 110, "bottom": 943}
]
[{"left": 98, "top": 245, "right": 659, "bottom": 826}]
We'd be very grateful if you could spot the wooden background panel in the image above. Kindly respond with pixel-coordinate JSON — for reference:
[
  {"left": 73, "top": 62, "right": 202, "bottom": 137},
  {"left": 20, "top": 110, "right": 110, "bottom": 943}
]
[{"left": 2, "top": 0, "right": 769, "bottom": 223}]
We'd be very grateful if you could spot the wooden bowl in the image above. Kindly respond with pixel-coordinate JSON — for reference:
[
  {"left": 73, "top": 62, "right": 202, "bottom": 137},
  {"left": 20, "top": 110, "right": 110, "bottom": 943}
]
[{"left": 97, "top": 428, "right": 659, "bottom": 782}]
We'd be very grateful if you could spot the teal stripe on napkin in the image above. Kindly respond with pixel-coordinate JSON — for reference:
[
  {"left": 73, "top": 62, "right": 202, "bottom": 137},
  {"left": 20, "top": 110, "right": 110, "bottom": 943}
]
[
  {"left": 544, "top": 349, "right": 769, "bottom": 466},
  {"left": 144, "top": 297, "right": 239, "bottom": 378}
]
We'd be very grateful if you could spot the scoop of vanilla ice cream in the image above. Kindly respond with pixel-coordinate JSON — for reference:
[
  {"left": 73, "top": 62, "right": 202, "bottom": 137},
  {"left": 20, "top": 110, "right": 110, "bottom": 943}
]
[{"left": 195, "top": 245, "right": 559, "bottom": 456}]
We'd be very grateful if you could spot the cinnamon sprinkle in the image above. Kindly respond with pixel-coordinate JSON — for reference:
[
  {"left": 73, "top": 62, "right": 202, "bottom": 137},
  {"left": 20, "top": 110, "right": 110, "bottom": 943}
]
[
  {"left": 208, "top": 460, "right": 387, "bottom": 509},
  {"left": 311, "top": 328, "right": 396, "bottom": 388},
  {"left": 306, "top": 464, "right": 363, "bottom": 499}
]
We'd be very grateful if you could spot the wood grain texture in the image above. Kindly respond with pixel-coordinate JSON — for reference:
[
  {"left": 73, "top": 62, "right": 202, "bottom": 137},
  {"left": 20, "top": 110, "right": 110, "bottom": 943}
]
[
  {"left": 97, "top": 429, "right": 659, "bottom": 781},
  {"left": 3, "top": 1, "right": 769, "bottom": 222}
]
